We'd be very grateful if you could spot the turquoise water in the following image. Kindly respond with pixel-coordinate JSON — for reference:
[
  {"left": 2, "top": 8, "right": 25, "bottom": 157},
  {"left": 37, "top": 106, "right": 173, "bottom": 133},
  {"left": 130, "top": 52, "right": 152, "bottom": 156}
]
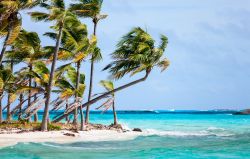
[{"left": 1, "top": 111, "right": 250, "bottom": 159}]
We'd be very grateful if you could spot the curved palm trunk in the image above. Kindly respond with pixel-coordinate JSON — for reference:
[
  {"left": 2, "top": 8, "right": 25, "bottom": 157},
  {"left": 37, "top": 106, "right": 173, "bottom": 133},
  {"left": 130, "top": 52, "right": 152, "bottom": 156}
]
[
  {"left": 18, "top": 94, "right": 23, "bottom": 121},
  {"left": 53, "top": 70, "right": 151, "bottom": 123},
  {"left": 41, "top": 24, "right": 63, "bottom": 131},
  {"left": 85, "top": 21, "right": 97, "bottom": 124},
  {"left": 6, "top": 60, "right": 13, "bottom": 121},
  {"left": 112, "top": 100, "right": 118, "bottom": 125}
]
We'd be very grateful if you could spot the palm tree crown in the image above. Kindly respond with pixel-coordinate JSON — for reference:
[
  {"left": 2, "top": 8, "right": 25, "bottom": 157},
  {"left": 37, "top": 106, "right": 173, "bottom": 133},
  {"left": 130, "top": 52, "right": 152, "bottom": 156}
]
[
  {"left": 104, "top": 27, "right": 170, "bottom": 79},
  {"left": 70, "top": 0, "right": 107, "bottom": 22}
]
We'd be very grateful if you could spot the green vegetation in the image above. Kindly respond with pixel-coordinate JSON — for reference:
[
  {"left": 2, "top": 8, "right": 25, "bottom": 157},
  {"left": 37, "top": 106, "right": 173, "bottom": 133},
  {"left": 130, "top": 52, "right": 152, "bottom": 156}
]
[
  {"left": 0, "top": 121, "right": 62, "bottom": 131},
  {"left": 0, "top": 0, "right": 170, "bottom": 131}
]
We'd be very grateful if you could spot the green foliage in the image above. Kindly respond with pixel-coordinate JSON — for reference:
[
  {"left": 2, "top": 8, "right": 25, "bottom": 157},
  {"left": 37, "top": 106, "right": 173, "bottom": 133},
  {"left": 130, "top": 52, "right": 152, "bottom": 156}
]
[
  {"left": 100, "top": 80, "right": 114, "bottom": 96},
  {"left": 103, "top": 27, "right": 170, "bottom": 79},
  {"left": 0, "top": 121, "right": 61, "bottom": 131},
  {"left": 5, "top": 29, "right": 45, "bottom": 64},
  {"left": 47, "top": 123, "right": 61, "bottom": 131},
  {"left": 18, "top": 119, "right": 29, "bottom": 125},
  {"left": 29, "top": 0, "right": 77, "bottom": 28},
  {"left": 44, "top": 16, "right": 93, "bottom": 63},
  {"left": 54, "top": 65, "right": 86, "bottom": 100},
  {"left": 70, "top": 0, "right": 105, "bottom": 19},
  {"left": 0, "top": 0, "right": 40, "bottom": 43},
  {"left": 0, "top": 66, "right": 15, "bottom": 95}
]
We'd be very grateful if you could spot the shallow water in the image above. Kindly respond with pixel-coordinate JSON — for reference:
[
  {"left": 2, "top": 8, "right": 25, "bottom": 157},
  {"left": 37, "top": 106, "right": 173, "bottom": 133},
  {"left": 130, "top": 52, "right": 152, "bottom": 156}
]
[{"left": 1, "top": 111, "right": 250, "bottom": 159}]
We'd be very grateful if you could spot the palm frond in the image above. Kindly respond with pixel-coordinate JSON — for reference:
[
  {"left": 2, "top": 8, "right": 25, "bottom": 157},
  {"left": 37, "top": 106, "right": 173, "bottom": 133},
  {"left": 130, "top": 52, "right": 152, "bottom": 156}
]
[
  {"left": 100, "top": 80, "right": 114, "bottom": 92},
  {"left": 6, "top": 19, "right": 22, "bottom": 44},
  {"left": 29, "top": 12, "right": 50, "bottom": 21},
  {"left": 157, "top": 58, "right": 170, "bottom": 72}
]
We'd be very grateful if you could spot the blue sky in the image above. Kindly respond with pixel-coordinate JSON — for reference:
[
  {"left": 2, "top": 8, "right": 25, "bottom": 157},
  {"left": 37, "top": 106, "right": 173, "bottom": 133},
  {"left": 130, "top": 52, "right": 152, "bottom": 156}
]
[{"left": 2, "top": 0, "right": 250, "bottom": 110}]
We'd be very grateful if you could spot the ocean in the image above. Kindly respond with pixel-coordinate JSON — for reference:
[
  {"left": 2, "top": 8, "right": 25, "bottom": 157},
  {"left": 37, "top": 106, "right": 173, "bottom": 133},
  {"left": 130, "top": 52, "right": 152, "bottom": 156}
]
[{"left": 1, "top": 110, "right": 250, "bottom": 159}]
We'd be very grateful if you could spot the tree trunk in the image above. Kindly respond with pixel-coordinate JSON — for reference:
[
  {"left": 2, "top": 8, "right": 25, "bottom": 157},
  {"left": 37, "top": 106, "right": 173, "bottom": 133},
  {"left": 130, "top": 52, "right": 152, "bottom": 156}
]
[
  {"left": 0, "top": 95, "right": 2, "bottom": 123},
  {"left": 0, "top": 22, "right": 12, "bottom": 65},
  {"left": 79, "top": 103, "right": 84, "bottom": 130},
  {"left": 65, "top": 99, "right": 69, "bottom": 123},
  {"left": 27, "top": 65, "right": 32, "bottom": 122},
  {"left": 41, "top": 24, "right": 63, "bottom": 131},
  {"left": 73, "top": 62, "right": 80, "bottom": 127},
  {"left": 53, "top": 70, "right": 151, "bottom": 123},
  {"left": 74, "top": 62, "right": 85, "bottom": 130},
  {"left": 6, "top": 60, "right": 13, "bottom": 121},
  {"left": 112, "top": 100, "right": 118, "bottom": 125},
  {"left": 78, "top": 62, "right": 84, "bottom": 130},
  {"left": 33, "top": 91, "right": 38, "bottom": 122},
  {"left": 18, "top": 94, "right": 23, "bottom": 121},
  {"left": 85, "top": 21, "right": 98, "bottom": 124}
]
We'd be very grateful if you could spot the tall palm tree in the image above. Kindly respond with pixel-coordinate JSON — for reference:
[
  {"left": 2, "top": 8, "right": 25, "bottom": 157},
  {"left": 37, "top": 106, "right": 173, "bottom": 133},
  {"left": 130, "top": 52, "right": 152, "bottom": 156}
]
[
  {"left": 0, "top": 0, "right": 41, "bottom": 65},
  {"left": 53, "top": 27, "right": 170, "bottom": 122},
  {"left": 29, "top": 0, "right": 77, "bottom": 131},
  {"left": 98, "top": 80, "right": 118, "bottom": 125},
  {"left": 44, "top": 18, "right": 91, "bottom": 127},
  {"left": 70, "top": 0, "right": 107, "bottom": 124}
]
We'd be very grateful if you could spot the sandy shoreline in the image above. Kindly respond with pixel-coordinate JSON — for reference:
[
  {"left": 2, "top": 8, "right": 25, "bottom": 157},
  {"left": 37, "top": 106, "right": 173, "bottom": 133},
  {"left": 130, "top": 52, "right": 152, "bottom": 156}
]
[{"left": 0, "top": 130, "right": 143, "bottom": 148}]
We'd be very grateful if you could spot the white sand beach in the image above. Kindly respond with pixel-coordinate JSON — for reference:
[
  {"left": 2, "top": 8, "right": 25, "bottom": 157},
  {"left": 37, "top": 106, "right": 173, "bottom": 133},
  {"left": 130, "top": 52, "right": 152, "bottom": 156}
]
[{"left": 0, "top": 130, "right": 143, "bottom": 148}]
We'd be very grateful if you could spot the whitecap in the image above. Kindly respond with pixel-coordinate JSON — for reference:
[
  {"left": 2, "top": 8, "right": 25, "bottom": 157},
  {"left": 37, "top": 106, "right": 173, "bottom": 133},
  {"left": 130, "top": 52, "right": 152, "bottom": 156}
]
[{"left": 143, "top": 128, "right": 235, "bottom": 137}]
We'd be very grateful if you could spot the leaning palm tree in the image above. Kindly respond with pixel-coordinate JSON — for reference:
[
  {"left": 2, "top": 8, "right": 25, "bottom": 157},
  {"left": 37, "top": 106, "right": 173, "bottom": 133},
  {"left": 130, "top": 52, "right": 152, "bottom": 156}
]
[
  {"left": 70, "top": 0, "right": 106, "bottom": 124},
  {"left": 53, "top": 27, "right": 170, "bottom": 122},
  {"left": 0, "top": 0, "right": 41, "bottom": 65},
  {"left": 14, "top": 61, "right": 51, "bottom": 121},
  {"left": 98, "top": 80, "right": 118, "bottom": 125},
  {"left": 29, "top": 0, "right": 78, "bottom": 131},
  {"left": 9, "top": 71, "right": 30, "bottom": 121}
]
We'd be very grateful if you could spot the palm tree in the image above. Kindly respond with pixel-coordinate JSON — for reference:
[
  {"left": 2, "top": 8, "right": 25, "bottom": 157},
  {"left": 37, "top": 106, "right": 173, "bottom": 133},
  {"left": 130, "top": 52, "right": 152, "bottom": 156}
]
[
  {"left": 5, "top": 61, "right": 14, "bottom": 121},
  {"left": 5, "top": 29, "right": 44, "bottom": 122},
  {"left": 53, "top": 27, "right": 170, "bottom": 122},
  {"left": 29, "top": 0, "right": 77, "bottom": 131},
  {"left": 0, "top": 66, "right": 15, "bottom": 122},
  {"left": 53, "top": 66, "right": 86, "bottom": 130},
  {"left": 0, "top": 0, "right": 41, "bottom": 65},
  {"left": 98, "top": 80, "right": 118, "bottom": 125},
  {"left": 44, "top": 18, "right": 91, "bottom": 127},
  {"left": 70, "top": 0, "right": 107, "bottom": 124},
  {"left": 10, "top": 73, "right": 29, "bottom": 121},
  {"left": 15, "top": 61, "right": 50, "bottom": 120}
]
